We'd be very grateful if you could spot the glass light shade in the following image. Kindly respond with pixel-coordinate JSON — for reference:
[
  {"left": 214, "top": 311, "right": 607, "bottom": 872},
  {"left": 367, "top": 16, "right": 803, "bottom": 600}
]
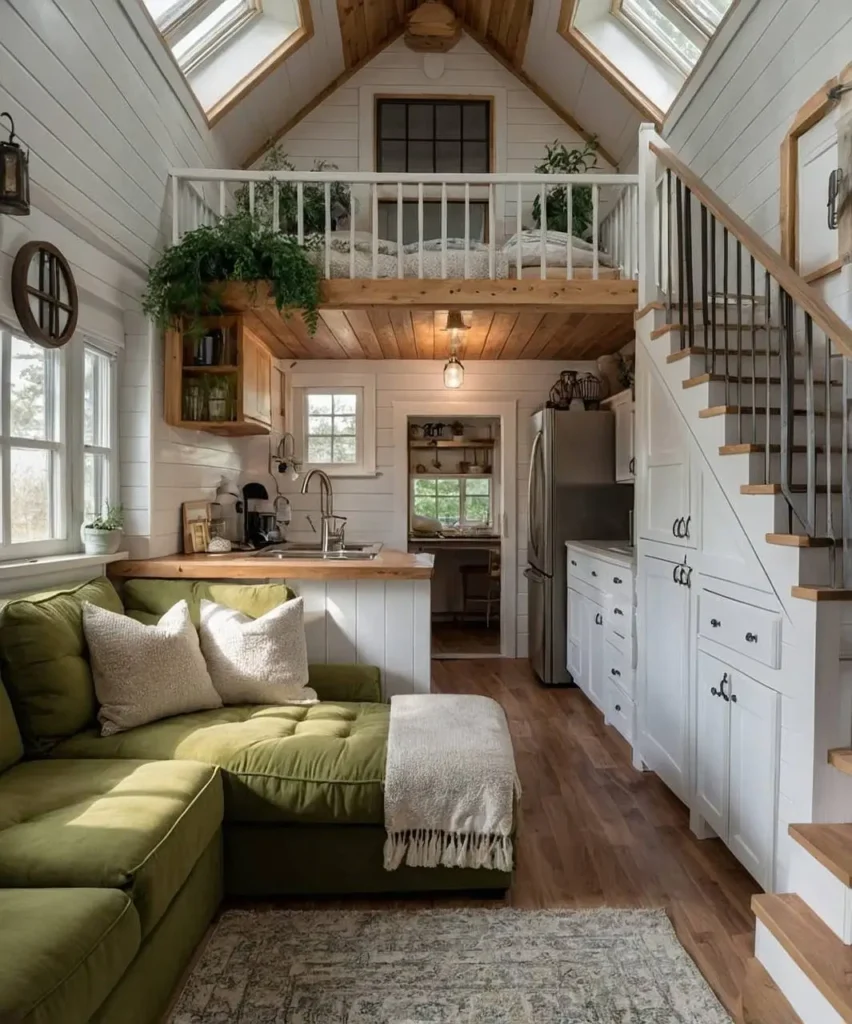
[{"left": 443, "top": 354, "right": 464, "bottom": 389}]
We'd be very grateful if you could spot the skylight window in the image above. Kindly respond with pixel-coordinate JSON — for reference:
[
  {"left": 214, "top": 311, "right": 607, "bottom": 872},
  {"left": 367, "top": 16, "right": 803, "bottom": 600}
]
[
  {"left": 613, "top": 0, "right": 732, "bottom": 73},
  {"left": 145, "top": 0, "right": 262, "bottom": 72}
]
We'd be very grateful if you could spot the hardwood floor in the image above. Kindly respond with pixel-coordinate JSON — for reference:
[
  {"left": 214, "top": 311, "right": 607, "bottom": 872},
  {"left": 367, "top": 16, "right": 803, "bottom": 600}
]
[{"left": 431, "top": 620, "right": 501, "bottom": 656}]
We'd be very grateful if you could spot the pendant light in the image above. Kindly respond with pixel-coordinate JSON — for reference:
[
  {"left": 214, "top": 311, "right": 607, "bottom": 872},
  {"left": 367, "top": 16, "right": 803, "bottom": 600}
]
[
  {"left": 442, "top": 310, "right": 469, "bottom": 389},
  {"left": 0, "top": 113, "right": 30, "bottom": 217}
]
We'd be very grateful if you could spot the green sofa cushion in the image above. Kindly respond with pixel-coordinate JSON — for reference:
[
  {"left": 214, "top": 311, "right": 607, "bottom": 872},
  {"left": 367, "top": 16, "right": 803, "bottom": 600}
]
[
  {"left": 0, "top": 887, "right": 140, "bottom": 1024},
  {"left": 122, "top": 579, "right": 296, "bottom": 626},
  {"left": 0, "top": 680, "right": 23, "bottom": 772},
  {"left": 0, "top": 758, "right": 223, "bottom": 937},
  {"left": 306, "top": 663, "right": 382, "bottom": 703},
  {"left": 0, "top": 578, "right": 123, "bottom": 751},
  {"left": 53, "top": 703, "right": 388, "bottom": 825}
]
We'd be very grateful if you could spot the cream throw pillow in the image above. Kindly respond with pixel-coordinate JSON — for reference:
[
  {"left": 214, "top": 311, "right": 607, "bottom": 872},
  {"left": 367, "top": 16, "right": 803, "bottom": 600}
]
[
  {"left": 199, "top": 597, "right": 317, "bottom": 706},
  {"left": 83, "top": 600, "right": 222, "bottom": 736}
]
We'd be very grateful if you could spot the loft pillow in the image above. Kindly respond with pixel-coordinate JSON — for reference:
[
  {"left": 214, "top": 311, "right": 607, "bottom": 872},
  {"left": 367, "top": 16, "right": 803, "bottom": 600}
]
[
  {"left": 83, "top": 600, "right": 222, "bottom": 736},
  {"left": 199, "top": 597, "right": 316, "bottom": 706}
]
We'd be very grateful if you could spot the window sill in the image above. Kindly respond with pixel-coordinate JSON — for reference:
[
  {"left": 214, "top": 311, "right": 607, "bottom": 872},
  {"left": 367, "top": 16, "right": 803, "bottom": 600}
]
[{"left": 0, "top": 551, "right": 129, "bottom": 583}]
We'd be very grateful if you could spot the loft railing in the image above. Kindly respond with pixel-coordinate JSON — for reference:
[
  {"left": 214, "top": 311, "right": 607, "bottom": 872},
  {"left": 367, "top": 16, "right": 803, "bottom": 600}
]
[
  {"left": 644, "top": 135, "right": 852, "bottom": 586},
  {"left": 168, "top": 168, "right": 639, "bottom": 282}
]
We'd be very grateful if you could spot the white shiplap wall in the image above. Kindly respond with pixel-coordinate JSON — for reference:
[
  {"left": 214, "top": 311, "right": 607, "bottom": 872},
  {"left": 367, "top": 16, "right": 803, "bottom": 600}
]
[{"left": 242, "top": 359, "right": 600, "bottom": 658}]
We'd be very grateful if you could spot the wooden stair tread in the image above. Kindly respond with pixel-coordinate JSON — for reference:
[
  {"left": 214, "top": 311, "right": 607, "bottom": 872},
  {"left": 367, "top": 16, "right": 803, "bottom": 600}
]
[
  {"left": 742, "top": 483, "right": 843, "bottom": 495},
  {"left": 752, "top": 893, "right": 852, "bottom": 1022},
  {"left": 684, "top": 373, "right": 841, "bottom": 389},
  {"left": 765, "top": 533, "right": 836, "bottom": 548},
  {"left": 739, "top": 957, "right": 803, "bottom": 1024},
  {"left": 668, "top": 346, "right": 774, "bottom": 363},
  {"left": 829, "top": 749, "right": 852, "bottom": 773},
  {"left": 701, "top": 405, "right": 841, "bottom": 418},
  {"left": 789, "top": 824, "right": 852, "bottom": 886},
  {"left": 793, "top": 588, "right": 852, "bottom": 602},
  {"left": 652, "top": 322, "right": 774, "bottom": 339},
  {"left": 720, "top": 444, "right": 842, "bottom": 455}
]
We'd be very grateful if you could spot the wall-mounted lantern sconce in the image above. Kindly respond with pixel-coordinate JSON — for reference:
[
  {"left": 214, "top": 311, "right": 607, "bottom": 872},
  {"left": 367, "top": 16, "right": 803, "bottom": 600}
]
[{"left": 0, "top": 113, "right": 30, "bottom": 217}]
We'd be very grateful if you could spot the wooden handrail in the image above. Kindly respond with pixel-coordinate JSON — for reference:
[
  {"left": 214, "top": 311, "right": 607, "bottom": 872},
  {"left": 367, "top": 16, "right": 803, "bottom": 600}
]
[{"left": 650, "top": 141, "right": 852, "bottom": 360}]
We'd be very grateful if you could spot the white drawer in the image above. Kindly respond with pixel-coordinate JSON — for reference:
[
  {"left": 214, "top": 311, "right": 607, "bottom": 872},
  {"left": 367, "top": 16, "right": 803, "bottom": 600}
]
[
  {"left": 566, "top": 549, "right": 589, "bottom": 586},
  {"left": 699, "top": 589, "right": 782, "bottom": 669},
  {"left": 607, "top": 594, "right": 634, "bottom": 639},
  {"left": 604, "top": 639, "right": 634, "bottom": 698},
  {"left": 605, "top": 564, "right": 634, "bottom": 601},
  {"left": 606, "top": 623, "right": 634, "bottom": 661},
  {"left": 606, "top": 680, "right": 635, "bottom": 746}
]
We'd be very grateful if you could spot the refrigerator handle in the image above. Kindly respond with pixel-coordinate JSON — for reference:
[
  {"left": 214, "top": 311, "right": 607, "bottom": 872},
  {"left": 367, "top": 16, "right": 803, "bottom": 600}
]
[
  {"left": 527, "top": 429, "right": 543, "bottom": 558},
  {"left": 524, "top": 566, "right": 544, "bottom": 582}
]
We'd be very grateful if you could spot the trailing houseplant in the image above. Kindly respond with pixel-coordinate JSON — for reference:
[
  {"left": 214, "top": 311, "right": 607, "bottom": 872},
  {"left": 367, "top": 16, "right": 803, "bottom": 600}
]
[
  {"left": 81, "top": 503, "right": 125, "bottom": 556},
  {"left": 235, "top": 145, "right": 351, "bottom": 234},
  {"left": 142, "top": 212, "right": 321, "bottom": 334},
  {"left": 532, "top": 139, "right": 598, "bottom": 239}
]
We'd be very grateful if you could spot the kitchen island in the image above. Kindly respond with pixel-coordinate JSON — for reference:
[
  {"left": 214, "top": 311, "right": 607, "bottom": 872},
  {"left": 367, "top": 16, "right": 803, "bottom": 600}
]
[{"left": 110, "top": 549, "right": 434, "bottom": 697}]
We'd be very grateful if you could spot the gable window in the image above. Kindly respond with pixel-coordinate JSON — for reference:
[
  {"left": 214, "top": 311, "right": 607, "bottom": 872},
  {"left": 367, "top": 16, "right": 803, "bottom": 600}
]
[
  {"left": 613, "top": 0, "right": 732, "bottom": 74},
  {"left": 412, "top": 477, "right": 492, "bottom": 529},
  {"left": 144, "top": 0, "right": 262, "bottom": 72},
  {"left": 288, "top": 374, "right": 377, "bottom": 477},
  {"left": 377, "top": 100, "right": 492, "bottom": 174}
]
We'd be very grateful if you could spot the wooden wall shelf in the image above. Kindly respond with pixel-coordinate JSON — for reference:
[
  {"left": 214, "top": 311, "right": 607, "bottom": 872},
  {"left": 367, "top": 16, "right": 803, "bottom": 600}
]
[{"left": 410, "top": 439, "right": 495, "bottom": 449}]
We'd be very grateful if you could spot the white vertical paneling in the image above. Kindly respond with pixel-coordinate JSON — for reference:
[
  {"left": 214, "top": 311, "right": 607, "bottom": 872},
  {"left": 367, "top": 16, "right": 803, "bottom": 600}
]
[
  {"left": 325, "top": 580, "right": 358, "bottom": 662},
  {"left": 295, "top": 580, "right": 329, "bottom": 664},
  {"left": 355, "top": 580, "right": 387, "bottom": 670},
  {"left": 384, "top": 581, "right": 415, "bottom": 699},
  {"left": 413, "top": 581, "right": 433, "bottom": 694}
]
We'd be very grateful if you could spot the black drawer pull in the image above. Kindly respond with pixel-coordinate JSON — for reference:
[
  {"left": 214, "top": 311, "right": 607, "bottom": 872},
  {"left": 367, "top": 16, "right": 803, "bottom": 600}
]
[
  {"left": 615, "top": 704, "right": 622, "bottom": 712},
  {"left": 595, "top": 613, "right": 603, "bottom": 625},
  {"left": 613, "top": 576, "right": 623, "bottom": 585},
  {"left": 611, "top": 668, "right": 621, "bottom": 677},
  {"left": 710, "top": 618, "right": 721, "bottom": 628},
  {"left": 570, "top": 560, "right": 577, "bottom": 566},
  {"left": 614, "top": 607, "right": 624, "bottom": 616},
  {"left": 591, "top": 570, "right": 598, "bottom": 577},
  {"left": 745, "top": 632, "right": 758, "bottom": 643}
]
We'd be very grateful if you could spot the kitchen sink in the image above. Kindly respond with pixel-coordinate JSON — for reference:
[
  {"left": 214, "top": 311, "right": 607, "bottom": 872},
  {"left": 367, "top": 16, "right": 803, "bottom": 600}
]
[{"left": 249, "top": 543, "right": 382, "bottom": 561}]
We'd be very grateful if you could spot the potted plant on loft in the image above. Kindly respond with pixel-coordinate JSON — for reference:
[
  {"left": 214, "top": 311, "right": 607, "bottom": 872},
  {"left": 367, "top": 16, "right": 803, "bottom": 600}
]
[
  {"left": 141, "top": 212, "right": 321, "bottom": 336},
  {"left": 532, "top": 139, "right": 598, "bottom": 239},
  {"left": 81, "top": 504, "right": 125, "bottom": 555}
]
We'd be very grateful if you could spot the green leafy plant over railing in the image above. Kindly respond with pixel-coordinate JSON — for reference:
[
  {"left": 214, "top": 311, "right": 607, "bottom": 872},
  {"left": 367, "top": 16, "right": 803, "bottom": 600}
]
[
  {"left": 142, "top": 213, "right": 321, "bottom": 334},
  {"left": 532, "top": 139, "right": 598, "bottom": 239}
]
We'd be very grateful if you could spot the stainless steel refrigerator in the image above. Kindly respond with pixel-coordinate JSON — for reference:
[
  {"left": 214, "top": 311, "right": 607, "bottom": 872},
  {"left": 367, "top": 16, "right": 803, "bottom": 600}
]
[{"left": 526, "top": 406, "right": 634, "bottom": 686}]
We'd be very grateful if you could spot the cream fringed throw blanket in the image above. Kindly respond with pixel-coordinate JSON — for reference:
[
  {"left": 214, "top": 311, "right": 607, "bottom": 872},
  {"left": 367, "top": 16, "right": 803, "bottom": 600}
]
[{"left": 383, "top": 694, "right": 521, "bottom": 872}]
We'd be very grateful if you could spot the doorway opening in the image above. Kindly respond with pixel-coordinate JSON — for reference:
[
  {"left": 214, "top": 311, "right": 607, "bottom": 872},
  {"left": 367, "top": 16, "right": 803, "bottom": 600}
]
[{"left": 392, "top": 400, "right": 518, "bottom": 661}]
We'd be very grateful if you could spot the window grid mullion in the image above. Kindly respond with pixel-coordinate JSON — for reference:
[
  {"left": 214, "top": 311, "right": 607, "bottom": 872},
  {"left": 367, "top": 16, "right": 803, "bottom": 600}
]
[{"left": 1, "top": 331, "right": 10, "bottom": 550}]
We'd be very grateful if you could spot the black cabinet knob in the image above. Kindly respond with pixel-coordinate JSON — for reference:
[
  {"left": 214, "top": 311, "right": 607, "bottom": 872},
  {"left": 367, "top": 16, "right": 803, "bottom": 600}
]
[
  {"left": 613, "top": 577, "right": 623, "bottom": 585},
  {"left": 615, "top": 704, "right": 622, "bottom": 712},
  {"left": 611, "top": 668, "right": 621, "bottom": 677},
  {"left": 591, "top": 570, "right": 598, "bottom": 577},
  {"left": 711, "top": 687, "right": 719, "bottom": 697},
  {"left": 614, "top": 607, "right": 624, "bottom": 616},
  {"left": 710, "top": 618, "right": 721, "bottom": 628},
  {"left": 745, "top": 632, "right": 758, "bottom": 643},
  {"left": 570, "top": 559, "right": 577, "bottom": 566},
  {"left": 731, "top": 694, "right": 738, "bottom": 703}
]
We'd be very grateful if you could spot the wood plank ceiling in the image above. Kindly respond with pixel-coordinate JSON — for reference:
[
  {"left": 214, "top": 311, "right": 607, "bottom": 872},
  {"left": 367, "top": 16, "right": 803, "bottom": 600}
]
[
  {"left": 247, "top": 307, "right": 634, "bottom": 361},
  {"left": 336, "top": 0, "right": 534, "bottom": 69}
]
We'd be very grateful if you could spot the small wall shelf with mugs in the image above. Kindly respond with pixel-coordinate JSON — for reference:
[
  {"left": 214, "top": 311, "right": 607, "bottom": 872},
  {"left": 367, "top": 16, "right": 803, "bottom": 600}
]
[{"left": 164, "top": 314, "right": 273, "bottom": 436}]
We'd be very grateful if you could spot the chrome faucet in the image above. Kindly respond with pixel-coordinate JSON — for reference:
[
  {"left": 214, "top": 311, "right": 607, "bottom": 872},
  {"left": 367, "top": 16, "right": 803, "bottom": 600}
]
[{"left": 300, "top": 469, "right": 346, "bottom": 553}]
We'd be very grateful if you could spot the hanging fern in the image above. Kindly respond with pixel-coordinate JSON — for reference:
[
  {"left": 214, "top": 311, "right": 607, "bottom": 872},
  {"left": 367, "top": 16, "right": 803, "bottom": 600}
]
[{"left": 142, "top": 213, "right": 321, "bottom": 334}]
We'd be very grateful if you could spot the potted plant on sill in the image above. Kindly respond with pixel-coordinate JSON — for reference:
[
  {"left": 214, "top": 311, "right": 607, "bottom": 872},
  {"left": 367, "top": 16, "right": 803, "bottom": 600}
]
[{"left": 81, "top": 504, "right": 125, "bottom": 556}]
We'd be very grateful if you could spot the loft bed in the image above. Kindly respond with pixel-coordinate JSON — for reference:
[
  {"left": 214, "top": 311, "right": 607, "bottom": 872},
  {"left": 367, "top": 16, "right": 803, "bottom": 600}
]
[{"left": 167, "top": 170, "right": 639, "bottom": 357}]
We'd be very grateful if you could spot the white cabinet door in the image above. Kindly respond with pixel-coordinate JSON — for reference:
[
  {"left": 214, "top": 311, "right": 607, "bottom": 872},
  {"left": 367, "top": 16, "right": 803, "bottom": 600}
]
[
  {"left": 638, "top": 360, "right": 690, "bottom": 546},
  {"left": 587, "top": 593, "right": 607, "bottom": 712},
  {"left": 727, "top": 670, "right": 780, "bottom": 890},
  {"left": 639, "top": 552, "right": 691, "bottom": 803},
  {"left": 615, "top": 400, "right": 635, "bottom": 483},
  {"left": 694, "top": 651, "right": 731, "bottom": 838},
  {"left": 696, "top": 464, "right": 769, "bottom": 591},
  {"left": 566, "top": 587, "right": 583, "bottom": 681}
]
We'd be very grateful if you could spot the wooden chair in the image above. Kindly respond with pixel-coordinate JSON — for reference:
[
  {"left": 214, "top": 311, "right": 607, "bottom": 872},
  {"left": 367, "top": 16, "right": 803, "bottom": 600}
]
[{"left": 460, "top": 547, "right": 501, "bottom": 628}]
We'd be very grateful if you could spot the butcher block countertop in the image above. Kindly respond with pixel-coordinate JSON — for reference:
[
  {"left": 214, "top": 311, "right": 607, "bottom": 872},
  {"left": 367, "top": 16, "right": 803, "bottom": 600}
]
[{"left": 108, "top": 549, "right": 435, "bottom": 581}]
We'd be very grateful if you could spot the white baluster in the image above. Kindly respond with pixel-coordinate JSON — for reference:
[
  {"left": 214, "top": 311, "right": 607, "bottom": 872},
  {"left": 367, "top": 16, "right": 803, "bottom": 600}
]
[
  {"left": 418, "top": 182, "right": 424, "bottom": 280},
  {"left": 464, "top": 182, "right": 470, "bottom": 279},
  {"left": 249, "top": 181, "right": 256, "bottom": 218},
  {"left": 172, "top": 175, "right": 179, "bottom": 244},
  {"left": 350, "top": 184, "right": 356, "bottom": 280},
  {"left": 489, "top": 183, "right": 495, "bottom": 280},
  {"left": 592, "top": 185, "right": 600, "bottom": 280},
  {"left": 516, "top": 182, "right": 523, "bottom": 279},
  {"left": 219, "top": 180, "right": 226, "bottom": 220},
  {"left": 540, "top": 183, "right": 547, "bottom": 280},
  {"left": 297, "top": 182, "right": 305, "bottom": 246},
  {"left": 566, "top": 184, "right": 573, "bottom": 280},
  {"left": 397, "top": 182, "right": 404, "bottom": 279},
  {"left": 272, "top": 181, "right": 280, "bottom": 233},
  {"left": 372, "top": 183, "right": 379, "bottom": 279},
  {"left": 633, "top": 185, "right": 640, "bottom": 280},
  {"left": 324, "top": 182, "right": 331, "bottom": 279},
  {"left": 441, "top": 182, "right": 448, "bottom": 280}
]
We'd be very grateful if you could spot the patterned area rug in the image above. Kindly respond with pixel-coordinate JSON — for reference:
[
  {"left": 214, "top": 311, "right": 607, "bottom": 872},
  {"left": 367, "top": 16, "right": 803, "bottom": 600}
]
[{"left": 171, "top": 908, "right": 731, "bottom": 1023}]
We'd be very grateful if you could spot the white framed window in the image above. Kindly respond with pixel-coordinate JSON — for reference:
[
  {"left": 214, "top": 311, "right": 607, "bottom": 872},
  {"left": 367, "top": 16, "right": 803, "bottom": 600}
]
[
  {"left": 288, "top": 373, "right": 377, "bottom": 477},
  {"left": 143, "top": 0, "right": 262, "bottom": 72},
  {"left": 412, "top": 476, "right": 493, "bottom": 529},
  {"left": 83, "top": 345, "right": 118, "bottom": 521},
  {"left": 612, "top": 0, "right": 732, "bottom": 73}
]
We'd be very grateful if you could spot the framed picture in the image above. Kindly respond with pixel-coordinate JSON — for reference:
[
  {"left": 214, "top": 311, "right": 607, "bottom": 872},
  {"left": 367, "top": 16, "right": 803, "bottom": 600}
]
[{"left": 182, "top": 500, "right": 210, "bottom": 553}]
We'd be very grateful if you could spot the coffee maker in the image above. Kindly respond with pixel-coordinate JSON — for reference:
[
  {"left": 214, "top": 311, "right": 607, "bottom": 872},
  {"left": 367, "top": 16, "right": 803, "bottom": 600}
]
[{"left": 241, "top": 483, "right": 283, "bottom": 548}]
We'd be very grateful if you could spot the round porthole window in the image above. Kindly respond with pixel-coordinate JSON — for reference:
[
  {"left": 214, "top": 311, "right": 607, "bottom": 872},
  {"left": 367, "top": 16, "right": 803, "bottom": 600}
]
[{"left": 11, "top": 240, "right": 78, "bottom": 348}]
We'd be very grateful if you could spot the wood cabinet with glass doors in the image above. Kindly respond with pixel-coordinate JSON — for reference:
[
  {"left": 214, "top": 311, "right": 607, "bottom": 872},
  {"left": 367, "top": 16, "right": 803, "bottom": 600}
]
[{"left": 164, "top": 315, "right": 273, "bottom": 436}]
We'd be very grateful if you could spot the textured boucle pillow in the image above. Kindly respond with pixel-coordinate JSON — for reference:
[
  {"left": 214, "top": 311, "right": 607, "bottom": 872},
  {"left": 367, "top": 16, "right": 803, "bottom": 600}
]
[
  {"left": 83, "top": 600, "right": 222, "bottom": 736},
  {"left": 199, "top": 597, "right": 316, "bottom": 706}
]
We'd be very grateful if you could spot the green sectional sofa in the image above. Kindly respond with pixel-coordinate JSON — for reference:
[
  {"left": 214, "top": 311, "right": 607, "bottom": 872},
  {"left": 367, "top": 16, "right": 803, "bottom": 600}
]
[{"left": 0, "top": 576, "right": 512, "bottom": 1024}]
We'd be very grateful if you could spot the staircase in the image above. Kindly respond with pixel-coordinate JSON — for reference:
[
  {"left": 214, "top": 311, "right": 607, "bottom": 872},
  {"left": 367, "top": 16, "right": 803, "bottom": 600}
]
[{"left": 635, "top": 128, "right": 852, "bottom": 1023}]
